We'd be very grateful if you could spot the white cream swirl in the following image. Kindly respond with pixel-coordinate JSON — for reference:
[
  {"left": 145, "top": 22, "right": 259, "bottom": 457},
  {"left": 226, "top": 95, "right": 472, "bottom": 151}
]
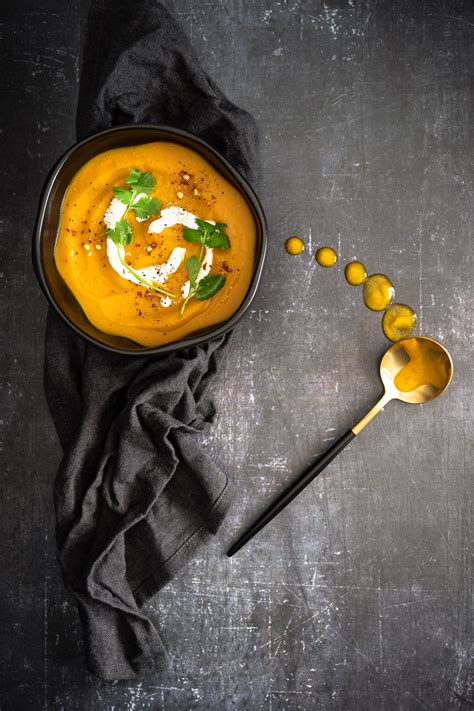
[{"left": 104, "top": 203, "right": 215, "bottom": 308}]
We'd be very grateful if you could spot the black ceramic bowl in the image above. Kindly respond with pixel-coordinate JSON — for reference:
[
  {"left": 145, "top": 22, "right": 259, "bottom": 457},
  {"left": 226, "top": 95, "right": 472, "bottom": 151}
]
[{"left": 33, "top": 124, "right": 267, "bottom": 355}]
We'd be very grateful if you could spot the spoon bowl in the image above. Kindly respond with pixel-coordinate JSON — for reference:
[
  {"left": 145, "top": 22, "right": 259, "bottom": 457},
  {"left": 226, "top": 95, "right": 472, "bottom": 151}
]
[
  {"left": 381, "top": 336, "right": 453, "bottom": 404},
  {"left": 352, "top": 335, "right": 453, "bottom": 434}
]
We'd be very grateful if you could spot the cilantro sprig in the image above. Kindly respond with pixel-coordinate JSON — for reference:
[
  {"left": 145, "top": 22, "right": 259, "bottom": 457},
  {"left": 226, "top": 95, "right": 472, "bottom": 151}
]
[
  {"left": 183, "top": 219, "right": 230, "bottom": 257},
  {"left": 107, "top": 169, "right": 174, "bottom": 298},
  {"left": 112, "top": 169, "right": 162, "bottom": 221},
  {"left": 179, "top": 219, "right": 230, "bottom": 316}
]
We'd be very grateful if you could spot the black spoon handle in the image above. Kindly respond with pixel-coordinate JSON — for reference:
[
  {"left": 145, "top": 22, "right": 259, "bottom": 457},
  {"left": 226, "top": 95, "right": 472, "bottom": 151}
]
[{"left": 227, "top": 429, "right": 356, "bottom": 557}]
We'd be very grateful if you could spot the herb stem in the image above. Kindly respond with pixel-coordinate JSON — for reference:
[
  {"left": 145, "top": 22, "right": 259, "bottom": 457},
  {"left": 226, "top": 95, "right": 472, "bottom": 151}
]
[
  {"left": 116, "top": 245, "right": 175, "bottom": 298},
  {"left": 179, "top": 291, "right": 193, "bottom": 317}
]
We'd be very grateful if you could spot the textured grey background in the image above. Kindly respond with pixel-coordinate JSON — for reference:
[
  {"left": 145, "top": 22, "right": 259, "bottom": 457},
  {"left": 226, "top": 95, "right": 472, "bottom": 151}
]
[{"left": 0, "top": 0, "right": 472, "bottom": 709}]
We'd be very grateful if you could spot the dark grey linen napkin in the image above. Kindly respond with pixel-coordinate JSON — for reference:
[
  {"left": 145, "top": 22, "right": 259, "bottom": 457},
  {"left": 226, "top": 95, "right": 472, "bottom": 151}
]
[{"left": 44, "top": 0, "right": 258, "bottom": 680}]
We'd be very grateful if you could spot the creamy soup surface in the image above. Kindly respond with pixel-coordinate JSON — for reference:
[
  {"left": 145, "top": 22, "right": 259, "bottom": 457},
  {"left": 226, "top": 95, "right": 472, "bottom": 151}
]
[{"left": 55, "top": 142, "right": 257, "bottom": 347}]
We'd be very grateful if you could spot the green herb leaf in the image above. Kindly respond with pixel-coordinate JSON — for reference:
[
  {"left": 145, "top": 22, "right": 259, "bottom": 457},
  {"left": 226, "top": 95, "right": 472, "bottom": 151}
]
[
  {"left": 132, "top": 196, "right": 162, "bottom": 220},
  {"left": 106, "top": 171, "right": 175, "bottom": 299},
  {"left": 112, "top": 186, "right": 134, "bottom": 205},
  {"left": 185, "top": 255, "right": 201, "bottom": 290},
  {"left": 183, "top": 221, "right": 231, "bottom": 250},
  {"left": 195, "top": 274, "right": 226, "bottom": 300},
  {"left": 195, "top": 218, "right": 215, "bottom": 233},
  {"left": 107, "top": 219, "right": 133, "bottom": 246},
  {"left": 204, "top": 231, "right": 231, "bottom": 249},
  {"left": 179, "top": 219, "right": 230, "bottom": 316},
  {"left": 183, "top": 227, "right": 205, "bottom": 243},
  {"left": 126, "top": 169, "right": 156, "bottom": 194},
  {"left": 112, "top": 170, "right": 161, "bottom": 221}
]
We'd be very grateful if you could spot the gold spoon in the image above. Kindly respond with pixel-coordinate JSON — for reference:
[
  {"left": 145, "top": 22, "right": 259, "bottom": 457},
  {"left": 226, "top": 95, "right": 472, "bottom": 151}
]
[
  {"left": 352, "top": 335, "right": 453, "bottom": 433},
  {"left": 227, "top": 336, "right": 453, "bottom": 557}
]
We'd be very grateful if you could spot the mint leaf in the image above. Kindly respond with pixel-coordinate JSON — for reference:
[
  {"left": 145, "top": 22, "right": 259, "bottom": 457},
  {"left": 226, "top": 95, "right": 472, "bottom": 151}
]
[
  {"left": 126, "top": 169, "right": 156, "bottom": 194},
  {"left": 204, "top": 232, "right": 231, "bottom": 249},
  {"left": 183, "top": 227, "right": 204, "bottom": 243},
  {"left": 132, "top": 196, "right": 162, "bottom": 220},
  {"left": 185, "top": 255, "right": 201, "bottom": 290},
  {"left": 107, "top": 219, "right": 133, "bottom": 246},
  {"left": 112, "top": 186, "right": 133, "bottom": 205},
  {"left": 195, "top": 274, "right": 226, "bottom": 300}
]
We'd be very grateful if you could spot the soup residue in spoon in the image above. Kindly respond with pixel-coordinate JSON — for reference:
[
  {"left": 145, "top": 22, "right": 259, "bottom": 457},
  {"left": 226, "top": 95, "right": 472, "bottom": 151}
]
[{"left": 394, "top": 338, "right": 451, "bottom": 392}]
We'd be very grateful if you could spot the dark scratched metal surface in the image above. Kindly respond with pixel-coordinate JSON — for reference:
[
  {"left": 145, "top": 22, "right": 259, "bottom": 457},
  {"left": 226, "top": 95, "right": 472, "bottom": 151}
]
[{"left": 0, "top": 1, "right": 472, "bottom": 708}]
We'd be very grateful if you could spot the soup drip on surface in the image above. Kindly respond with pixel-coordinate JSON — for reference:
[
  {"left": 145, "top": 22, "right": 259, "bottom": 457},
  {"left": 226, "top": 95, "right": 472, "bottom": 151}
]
[
  {"left": 285, "top": 236, "right": 305, "bottom": 255},
  {"left": 382, "top": 303, "right": 417, "bottom": 342},
  {"left": 309, "top": 246, "right": 417, "bottom": 342},
  {"left": 315, "top": 246, "right": 337, "bottom": 267},
  {"left": 363, "top": 274, "right": 395, "bottom": 311},
  {"left": 345, "top": 260, "right": 367, "bottom": 285}
]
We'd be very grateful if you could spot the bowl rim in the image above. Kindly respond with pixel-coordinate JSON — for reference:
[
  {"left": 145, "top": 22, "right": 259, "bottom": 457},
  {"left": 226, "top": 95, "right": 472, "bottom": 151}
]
[{"left": 33, "top": 123, "right": 267, "bottom": 356}]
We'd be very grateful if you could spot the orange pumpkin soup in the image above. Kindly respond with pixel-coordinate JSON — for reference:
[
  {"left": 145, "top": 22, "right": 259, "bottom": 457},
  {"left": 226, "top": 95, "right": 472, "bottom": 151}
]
[{"left": 55, "top": 142, "right": 257, "bottom": 347}]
